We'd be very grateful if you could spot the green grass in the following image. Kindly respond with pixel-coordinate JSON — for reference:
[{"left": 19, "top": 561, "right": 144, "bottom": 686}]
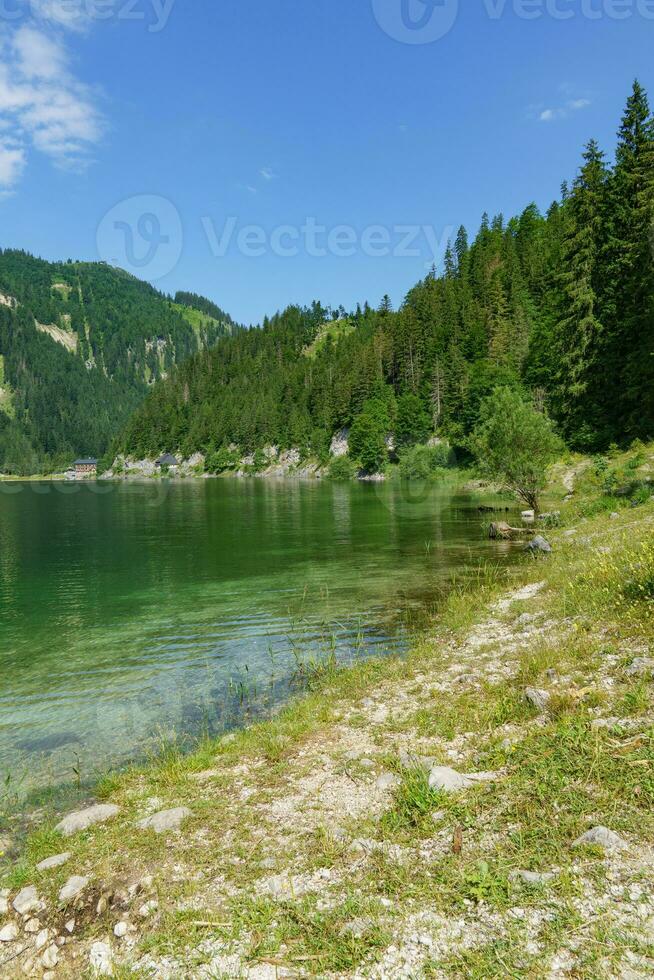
[
  {"left": 171, "top": 302, "right": 229, "bottom": 338},
  {"left": 303, "top": 319, "right": 355, "bottom": 358}
]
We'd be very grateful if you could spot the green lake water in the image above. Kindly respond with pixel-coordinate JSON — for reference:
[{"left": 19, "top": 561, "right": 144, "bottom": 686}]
[{"left": 0, "top": 477, "right": 522, "bottom": 803}]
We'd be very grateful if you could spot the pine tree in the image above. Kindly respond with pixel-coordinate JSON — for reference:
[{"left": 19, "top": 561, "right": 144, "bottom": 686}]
[
  {"left": 603, "top": 81, "right": 654, "bottom": 438},
  {"left": 555, "top": 139, "right": 608, "bottom": 446}
]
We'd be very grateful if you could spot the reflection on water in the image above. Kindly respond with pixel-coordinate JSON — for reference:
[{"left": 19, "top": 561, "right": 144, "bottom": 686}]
[{"left": 0, "top": 477, "right": 523, "bottom": 802}]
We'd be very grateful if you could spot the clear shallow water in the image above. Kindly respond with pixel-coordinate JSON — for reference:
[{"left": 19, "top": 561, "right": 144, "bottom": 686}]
[{"left": 0, "top": 477, "right": 522, "bottom": 801}]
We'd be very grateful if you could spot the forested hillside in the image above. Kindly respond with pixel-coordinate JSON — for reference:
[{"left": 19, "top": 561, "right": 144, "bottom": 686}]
[
  {"left": 121, "top": 82, "right": 654, "bottom": 467},
  {"left": 0, "top": 252, "right": 236, "bottom": 473}
]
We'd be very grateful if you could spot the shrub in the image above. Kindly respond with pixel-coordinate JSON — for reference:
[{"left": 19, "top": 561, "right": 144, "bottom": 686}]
[
  {"left": 469, "top": 387, "right": 563, "bottom": 511},
  {"left": 328, "top": 455, "right": 357, "bottom": 481},
  {"left": 398, "top": 443, "right": 454, "bottom": 480},
  {"left": 252, "top": 449, "right": 268, "bottom": 472},
  {"left": 206, "top": 446, "right": 239, "bottom": 473}
]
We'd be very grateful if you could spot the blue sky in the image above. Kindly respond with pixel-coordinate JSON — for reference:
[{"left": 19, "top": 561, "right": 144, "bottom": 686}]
[{"left": 0, "top": 0, "right": 652, "bottom": 324}]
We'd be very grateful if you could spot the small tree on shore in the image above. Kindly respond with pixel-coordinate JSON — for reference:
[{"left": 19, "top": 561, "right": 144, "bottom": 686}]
[
  {"left": 470, "top": 387, "right": 563, "bottom": 511},
  {"left": 349, "top": 411, "right": 387, "bottom": 473}
]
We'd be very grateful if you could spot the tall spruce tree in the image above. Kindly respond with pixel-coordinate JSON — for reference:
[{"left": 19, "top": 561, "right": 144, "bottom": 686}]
[
  {"left": 556, "top": 139, "right": 608, "bottom": 447},
  {"left": 603, "top": 81, "right": 654, "bottom": 439}
]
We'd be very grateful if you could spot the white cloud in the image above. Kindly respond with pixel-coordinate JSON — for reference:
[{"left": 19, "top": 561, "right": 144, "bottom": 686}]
[
  {"left": 13, "top": 25, "right": 68, "bottom": 79},
  {"left": 538, "top": 97, "right": 591, "bottom": 123},
  {"left": 0, "top": 140, "right": 26, "bottom": 191},
  {"left": 259, "top": 167, "right": 275, "bottom": 180},
  {"left": 569, "top": 98, "right": 591, "bottom": 111},
  {"left": 0, "top": 23, "right": 104, "bottom": 190},
  {"left": 23, "top": 0, "right": 93, "bottom": 34}
]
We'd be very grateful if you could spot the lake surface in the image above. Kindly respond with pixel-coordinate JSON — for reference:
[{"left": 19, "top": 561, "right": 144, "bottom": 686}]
[{"left": 0, "top": 477, "right": 522, "bottom": 804}]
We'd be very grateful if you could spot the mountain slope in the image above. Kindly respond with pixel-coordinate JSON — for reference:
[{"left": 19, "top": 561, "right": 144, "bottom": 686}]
[
  {"left": 0, "top": 250, "right": 237, "bottom": 473},
  {"left": 118, "top": 83, "right": 654, "bottom": 464}
]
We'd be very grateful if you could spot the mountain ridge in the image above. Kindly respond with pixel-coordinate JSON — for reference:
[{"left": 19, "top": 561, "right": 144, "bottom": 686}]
[{"left": 0, "top": 249, "right": 238, "bottom": 474}]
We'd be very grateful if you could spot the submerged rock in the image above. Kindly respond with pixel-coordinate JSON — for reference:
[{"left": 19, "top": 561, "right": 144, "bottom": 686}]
[
  {"left": 55, "top": 804, "right": 120, "bottom": 837},
  {"left": 525, "top": 535, "right": 552, "bottom": 554}
]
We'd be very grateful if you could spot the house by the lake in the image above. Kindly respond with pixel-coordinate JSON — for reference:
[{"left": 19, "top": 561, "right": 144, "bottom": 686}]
[
  {"left": 74, "top": 458, "right": 98, "bottom": 478},
  {"left": 155, "top": 453, "right": 179, "bottom": 469}
]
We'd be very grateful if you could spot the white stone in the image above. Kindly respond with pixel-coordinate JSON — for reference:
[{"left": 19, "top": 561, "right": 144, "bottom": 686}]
[
  {"left": 428, "top": 766, "right": 499, "bottom": 793},
  {"left": 59, "top": 875, "right": 89, "bottom": 903},
  {"left": 512, "top": 870, "right": 555, "bottom": 885},
  {"left": 89, "top": 940, "right": 113, "bottom": 975},
  {"left": 573, "top": 826, "right": 628, "bottom": 851},
  {"left": 113, "top": 921, "right": 128, "bottom": 938},
  {"left": 55, "top": 804, "right": 120, "bottom": 837},
  {"left": 41, "top": 945, "right": 59, "bottom": 969},
  {"left": 35, "top": 929, "right": 50, "bottom": 950},
  {"left": 137, "top": 900, "right": 158, "bottom": 919},
  {"left": 525, "top": 687, "right": 550, "bottom": 711},
  {"left": 0, "top": 922, "right": 18, "bottom": 942},
  {"left": 0, "top": 896, "right": 8, "bottom": 915},
  {"left": 65, "top": 919, "right": 75, "bottom": 934},
  {"left": 399, "top": 751, "right": 436, "bottom": 772},
  {"left": 376, "top": 772, "right": 400, "bottom": 791},
  {"left": 330, "top": 428, "right": 349, "bottom": 458},
  {"left": 36, "top": 852, "right": 71, "bottom": 872},
  {"left": 136, "top": 807, "right": 191, "bottom": 834},
  {"left": 12, "top": 886, "right": 41, "bottom": 916},
  {"left": 24, "top": 918, "right": 40, "bottom": 934}
]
